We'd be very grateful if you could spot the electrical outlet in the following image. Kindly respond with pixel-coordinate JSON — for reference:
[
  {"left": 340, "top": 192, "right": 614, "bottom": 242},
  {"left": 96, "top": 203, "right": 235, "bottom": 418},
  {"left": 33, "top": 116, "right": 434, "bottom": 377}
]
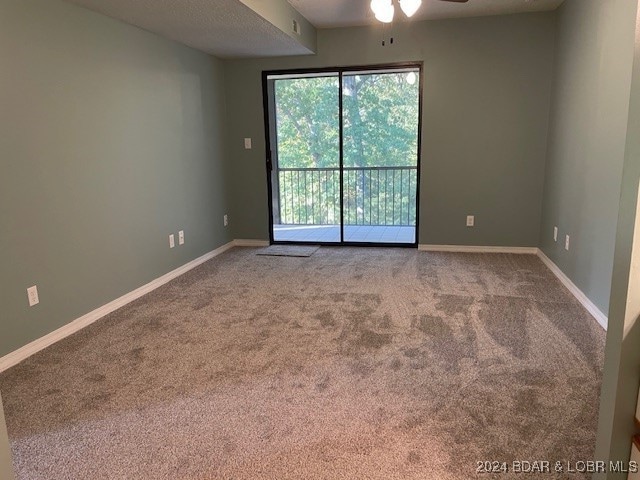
[
  {"left": 565, "top": 234, "right": 570, "bottom": 251},
  {"left": 244, "top": 138, "right": 252, "bottom": 150},
  {"left": 554, "top": 226, "right": 558, "bottom": 242},
  {"left": 27, "top": 285, "right": 39, "bottom": 307},
  {"left": 224, "top": 214, "right": 228, "bottom": 227},
  {"left": 466, "top": 215, "right": 475, "bottom": 227},
  {"left": 169, "top": 234, "right": 175, "bottom": 249},
  {"left": 178, "top": 230, "right": 185, "bottom": 245}
]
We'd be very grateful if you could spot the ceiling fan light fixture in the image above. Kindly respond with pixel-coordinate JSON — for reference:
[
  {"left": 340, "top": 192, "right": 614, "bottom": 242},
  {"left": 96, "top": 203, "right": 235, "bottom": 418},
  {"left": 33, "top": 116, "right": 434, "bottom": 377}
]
[
  {"left": 370, "top": 0, "right": 388, "bottom": 12},
  {"left": 371, "top": 0, "right": 395, "bottom": 23},
  {"left": 399, "top": 0, "right": 422, "bottom": 17}
]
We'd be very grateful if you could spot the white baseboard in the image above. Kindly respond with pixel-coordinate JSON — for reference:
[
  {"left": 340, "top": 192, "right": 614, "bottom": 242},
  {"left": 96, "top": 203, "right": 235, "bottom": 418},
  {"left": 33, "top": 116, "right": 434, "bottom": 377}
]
[
  {"left": 418, "top": 244, "right": 538, "bottom": 254},
  {"left": 1, "top": 240, "right": 607, "bottom": 372},
  {"left": 536, "top": 250, "right": 608, "bottom": 330},
  {"left": 0, "top": 240, "right": 236, "bottom": 373},
  {"left": 233, "top": 239, "right": 270, "bottom": 247}
]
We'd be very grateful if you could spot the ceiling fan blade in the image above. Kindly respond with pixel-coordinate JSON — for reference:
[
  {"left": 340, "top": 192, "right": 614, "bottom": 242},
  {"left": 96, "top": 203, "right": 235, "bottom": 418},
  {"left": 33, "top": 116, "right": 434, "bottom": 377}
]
[{"left": 439, "top": 0, "right": 469, "bottom": 3}]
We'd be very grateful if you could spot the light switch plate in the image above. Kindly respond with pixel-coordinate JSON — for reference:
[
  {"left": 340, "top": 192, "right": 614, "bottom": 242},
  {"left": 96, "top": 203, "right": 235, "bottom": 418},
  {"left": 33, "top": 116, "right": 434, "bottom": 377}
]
[{"left": 244, "top": 138, "right": 252, "bottom": 149}]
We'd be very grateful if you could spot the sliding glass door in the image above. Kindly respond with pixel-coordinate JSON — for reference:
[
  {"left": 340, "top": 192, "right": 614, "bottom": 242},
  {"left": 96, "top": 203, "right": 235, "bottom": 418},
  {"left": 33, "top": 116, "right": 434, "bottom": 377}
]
[{"left": 264, "top": 64, "right": 421, "bottom": 245}]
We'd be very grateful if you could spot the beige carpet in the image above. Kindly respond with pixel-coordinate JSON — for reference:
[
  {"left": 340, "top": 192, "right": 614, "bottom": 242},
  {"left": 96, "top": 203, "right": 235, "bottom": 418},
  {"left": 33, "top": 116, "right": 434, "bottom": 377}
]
[
  {"left": 0, "top": 247, "right": 605, "bottom": 479},
  {"left": 256, "top": 245, "right": 320, "bottom": 257}
]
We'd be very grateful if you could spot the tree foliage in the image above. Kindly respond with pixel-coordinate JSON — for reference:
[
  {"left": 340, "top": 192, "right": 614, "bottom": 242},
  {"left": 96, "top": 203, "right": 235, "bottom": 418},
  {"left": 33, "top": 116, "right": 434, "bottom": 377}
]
[
  {"left": 342, "top": 73, "right": 419, "bottom": 168},
  {"left": 275, "top": 72, "right": 419, "bottom": 168},
  {"left": 275, "top": 76, "right": 339, "bottom": 169}
]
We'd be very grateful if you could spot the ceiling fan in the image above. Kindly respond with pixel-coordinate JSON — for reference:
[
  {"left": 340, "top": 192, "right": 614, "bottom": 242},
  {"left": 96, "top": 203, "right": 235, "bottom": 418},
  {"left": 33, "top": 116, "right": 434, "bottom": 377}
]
[{"left": 371, "top": 0, "right": 469, "bottom": 23}]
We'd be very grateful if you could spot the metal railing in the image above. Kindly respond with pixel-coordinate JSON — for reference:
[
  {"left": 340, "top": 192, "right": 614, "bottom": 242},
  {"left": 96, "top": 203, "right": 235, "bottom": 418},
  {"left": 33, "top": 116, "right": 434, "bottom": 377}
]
[{"left": 277, "top": 166, "right": 417, "bottom": 226}]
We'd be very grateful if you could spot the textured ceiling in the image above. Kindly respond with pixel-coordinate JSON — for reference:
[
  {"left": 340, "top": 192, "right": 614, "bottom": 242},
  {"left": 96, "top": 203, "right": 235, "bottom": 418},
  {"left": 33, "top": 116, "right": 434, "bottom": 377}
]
[
  {"left": 65, "top": 0, "right": 313, "bottom": 58},
  {"left": 287, "top": 0, "right": 565, "bottom": 28},
  {"left": 64, "top": 0, "right": 563, "bottom": 58}
]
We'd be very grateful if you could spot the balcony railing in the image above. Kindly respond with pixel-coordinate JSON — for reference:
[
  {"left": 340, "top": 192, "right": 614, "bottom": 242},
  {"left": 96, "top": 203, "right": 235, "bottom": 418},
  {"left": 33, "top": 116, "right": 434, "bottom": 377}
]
[{"left": 276, "top": 166, "right": 417, "bottom": 226}]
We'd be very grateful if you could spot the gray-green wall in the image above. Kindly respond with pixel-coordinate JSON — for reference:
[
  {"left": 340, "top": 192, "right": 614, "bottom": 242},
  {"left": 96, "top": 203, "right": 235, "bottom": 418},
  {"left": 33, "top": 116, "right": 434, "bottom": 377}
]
[
  {"left": 594, "top": 0, "right": 640, "bottom": 476},
  {"left": 0, "top": 0, "right": 233, "bottom": 357},
  {"left": 223, "top": 13, "right": 556, "bottom": 245},
  {"left": 539, "top": 0, "right": 637, "bottom": 314}
]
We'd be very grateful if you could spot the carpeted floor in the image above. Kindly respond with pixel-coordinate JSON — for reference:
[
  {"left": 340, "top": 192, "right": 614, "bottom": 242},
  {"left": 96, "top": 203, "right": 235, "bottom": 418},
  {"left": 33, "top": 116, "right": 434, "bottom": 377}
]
[{"left": 0, "top": 247, "right": 605, "bottom": 479}]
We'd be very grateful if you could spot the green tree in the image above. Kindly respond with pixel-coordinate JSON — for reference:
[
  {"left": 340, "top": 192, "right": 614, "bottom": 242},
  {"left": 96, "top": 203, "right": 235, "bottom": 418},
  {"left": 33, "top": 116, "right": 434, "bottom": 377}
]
[
  {"left": 342, "top": 72, "right": 419, "bottom": 168},
  {"left": 275, "top": 77, "right": 339, "bottom": 169}
]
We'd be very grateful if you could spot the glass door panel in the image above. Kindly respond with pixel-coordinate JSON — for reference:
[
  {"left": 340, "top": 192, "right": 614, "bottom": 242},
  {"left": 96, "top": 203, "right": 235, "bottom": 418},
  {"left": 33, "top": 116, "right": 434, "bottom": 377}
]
[
  {"left": 342, "top": 70, "right": 420, "bottom": 244},
  {"left": 269, "top": 74, "right": 341, "bottom": 243}
]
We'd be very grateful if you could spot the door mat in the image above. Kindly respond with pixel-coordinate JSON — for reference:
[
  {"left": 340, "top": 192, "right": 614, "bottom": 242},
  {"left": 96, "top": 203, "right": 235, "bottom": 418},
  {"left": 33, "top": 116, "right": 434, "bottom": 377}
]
[{"left": 256, "top": 245, "right": 320, "bottom": 257}]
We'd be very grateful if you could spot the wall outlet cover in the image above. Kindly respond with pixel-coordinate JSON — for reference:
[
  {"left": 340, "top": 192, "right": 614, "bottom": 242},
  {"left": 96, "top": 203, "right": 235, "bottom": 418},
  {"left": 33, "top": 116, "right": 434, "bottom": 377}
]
[
  {"left": 466, "top": 215, "right": 475, "bottom": 227},
  {"left": 27, "top": 285, "right": 39, "bottom": 307},
  {"left": 554, "top": 226, "right": 558, "bottom": 242},
  {"left": 244, "top": 138, "right": 252, "bottom": 149},
  {"left": 178, "top": 230, "right": 185, "bottom": 245},
  {"left": 565, "top": 235, "right": 570, "bottom": 251}
]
